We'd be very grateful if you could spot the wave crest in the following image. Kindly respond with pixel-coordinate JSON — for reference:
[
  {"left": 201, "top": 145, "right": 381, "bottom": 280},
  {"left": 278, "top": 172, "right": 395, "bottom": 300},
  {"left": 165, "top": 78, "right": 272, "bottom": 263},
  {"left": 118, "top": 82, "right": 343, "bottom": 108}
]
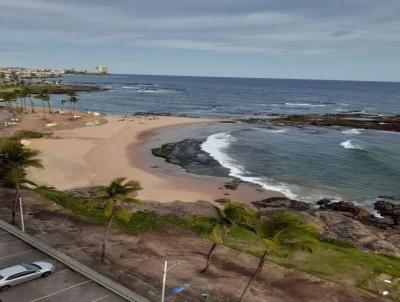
[
  {"left": 340, "top": 139, "right": 364, "bottom": 150},
  {"left": 342, "top": 129, "right": 362, "bottom": 135},
  {"left": 201, "top": 132, "right": 297, "bottom": 199}
]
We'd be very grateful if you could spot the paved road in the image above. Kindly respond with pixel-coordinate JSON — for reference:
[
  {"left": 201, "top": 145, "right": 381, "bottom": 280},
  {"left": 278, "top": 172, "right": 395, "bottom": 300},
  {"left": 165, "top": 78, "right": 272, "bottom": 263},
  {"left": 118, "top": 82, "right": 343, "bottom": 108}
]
[{"left": 0, "top": 228, "right": 127, "bottom": 302}]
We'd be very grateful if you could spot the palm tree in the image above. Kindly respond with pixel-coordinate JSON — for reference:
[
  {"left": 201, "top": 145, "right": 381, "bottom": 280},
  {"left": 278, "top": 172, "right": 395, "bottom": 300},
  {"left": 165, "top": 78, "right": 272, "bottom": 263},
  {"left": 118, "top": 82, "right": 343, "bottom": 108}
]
[
  {"left": 0, "top": 92, "right": 11, "bottom": 111},
  {"left": 67, "top": 91, "right": 78, "bottom": 119},
  {"left": 9, "top": 91, "right": 19, "bottom": 112},
  {"left": 35, "top": 88, "right": 50, "bottom": 119},
  {"left": 239, "top": 212, "right": 319, "bottom": 302},
  {"left": 201, "top": 202, "right": 257, "bottom": 273},
  {"left": 20, "top": 85, "right": 30, "bottom": 113},
  {"left": 92, "top": 177, "right": 142, "bottom": 263},
  {"left": 0, "top": 139, "right": 43, "bottom": 225},
  {"left": 23, "top": 85, "right": 35, "bottom": 113},
  {"left": 61, "top": 99, "right": 67, "bottom": 112}
]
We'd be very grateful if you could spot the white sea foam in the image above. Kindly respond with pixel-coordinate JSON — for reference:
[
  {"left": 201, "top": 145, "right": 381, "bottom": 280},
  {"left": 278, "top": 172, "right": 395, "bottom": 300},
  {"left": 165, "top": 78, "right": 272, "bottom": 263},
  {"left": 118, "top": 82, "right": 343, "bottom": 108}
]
[
  {"left": 122, "top": 86, "right": 136, "bottom": 89},
  {"left": 342, "top": 128, "right": 362, "bottom": 135},
  {"left": 136, "top": 89, "right": 170, "bottom": 93},
  {"left": 284, "top": 102, "right": 327, "bottom": 107},
  {"left": 201, "top": 132, "right": 297, "bottom": 199},
  {"left": 340, "top": 139, "right": 364, "bottom": 150},
  {"left": 257, "top": 128, "right": 288, "bottom": 134}
]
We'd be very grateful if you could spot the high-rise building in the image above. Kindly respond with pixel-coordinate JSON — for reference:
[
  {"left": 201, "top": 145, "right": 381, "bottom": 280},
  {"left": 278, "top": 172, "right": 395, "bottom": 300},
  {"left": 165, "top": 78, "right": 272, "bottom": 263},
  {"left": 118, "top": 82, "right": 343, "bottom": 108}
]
[{"left": 94, "top": 65, "right": 108, "bottom": 74}]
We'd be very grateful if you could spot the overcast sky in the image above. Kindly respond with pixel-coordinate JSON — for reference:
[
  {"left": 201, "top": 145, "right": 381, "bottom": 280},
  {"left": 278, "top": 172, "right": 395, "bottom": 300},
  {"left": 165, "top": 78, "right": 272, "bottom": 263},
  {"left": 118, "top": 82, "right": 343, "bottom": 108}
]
[{"left": 1, "top": 0, "right": 400, "bottom": 81}]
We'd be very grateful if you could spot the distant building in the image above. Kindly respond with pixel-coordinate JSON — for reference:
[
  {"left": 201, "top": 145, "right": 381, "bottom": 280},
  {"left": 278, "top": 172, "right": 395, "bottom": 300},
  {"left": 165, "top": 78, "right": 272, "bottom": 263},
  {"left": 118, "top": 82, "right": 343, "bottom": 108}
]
[{"left": 94, "top": 65, "right": 108, "bottom": 74}]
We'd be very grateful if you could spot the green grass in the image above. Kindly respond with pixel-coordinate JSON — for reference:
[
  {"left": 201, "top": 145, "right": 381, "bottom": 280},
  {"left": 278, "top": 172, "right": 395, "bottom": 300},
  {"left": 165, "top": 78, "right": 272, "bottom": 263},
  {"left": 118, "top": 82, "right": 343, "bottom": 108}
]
[
  {"left": 13, "top": 130, "right": 50, "bottom": 139},
  {"left": 35, "top": 186, "right": 400, "bottom": 300},
  {"left": 35, "top": 186, "right": 184, "bottom": 235}
]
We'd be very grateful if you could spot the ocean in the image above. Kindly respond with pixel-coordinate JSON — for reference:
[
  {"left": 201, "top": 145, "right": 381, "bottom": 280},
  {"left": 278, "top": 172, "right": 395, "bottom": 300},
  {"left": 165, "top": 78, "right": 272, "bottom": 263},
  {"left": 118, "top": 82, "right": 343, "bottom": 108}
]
[{"left": 58, "top": 74, "right": 400, "bottom": 207}]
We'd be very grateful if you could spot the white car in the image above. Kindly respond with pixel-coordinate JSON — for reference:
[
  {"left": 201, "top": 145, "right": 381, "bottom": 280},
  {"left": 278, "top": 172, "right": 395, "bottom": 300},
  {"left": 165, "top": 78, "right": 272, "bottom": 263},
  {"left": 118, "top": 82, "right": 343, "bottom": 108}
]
[{"left": 0, "top": 261, "right": 55, "bottom": 291}]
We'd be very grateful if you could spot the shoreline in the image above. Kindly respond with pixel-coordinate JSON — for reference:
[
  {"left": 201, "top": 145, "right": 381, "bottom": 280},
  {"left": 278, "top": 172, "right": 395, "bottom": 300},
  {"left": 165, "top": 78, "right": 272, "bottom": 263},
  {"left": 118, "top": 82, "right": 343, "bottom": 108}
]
[{"left": 18, "top": 111, "right": 281, "bottom": 203}]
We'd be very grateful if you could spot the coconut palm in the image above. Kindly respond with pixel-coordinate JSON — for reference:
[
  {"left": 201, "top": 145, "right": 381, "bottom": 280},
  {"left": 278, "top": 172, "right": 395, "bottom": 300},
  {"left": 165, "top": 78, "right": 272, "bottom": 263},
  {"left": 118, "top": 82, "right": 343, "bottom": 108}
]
[
  {"left": 67, "top": 91, "right": 78, "bottom": 119},
  {"left": 23, "top": 85, "right": 35, "bottom": 113},
  {"left": 239, "top": 212, "right": 319, "bottom": 302},
  {"left": 0, "top": 139, "right": 43, "bottom": 225},
  {"left": 20, "top": 85, "right": 30, "bottom": 113},
  {"left": 0, "top": 92, "right": 11, "bottom": 111},
  {"left": 12, "top": 89, "right": 21, "bottom": 111},
  {"left": 9, "top": 91, "right": 19, "bottom": 112},
  {"left": 60, "top": 99, "right": 67, "bottom": 112},
  {"left": 92, "top": 177, "right": 142, "bottom": 263},
  {"left": 35, "top": 88, "right": 50, "bottom": 119},
  {"left": 200, "top": 202, "right": 257, "bottom": 273}
]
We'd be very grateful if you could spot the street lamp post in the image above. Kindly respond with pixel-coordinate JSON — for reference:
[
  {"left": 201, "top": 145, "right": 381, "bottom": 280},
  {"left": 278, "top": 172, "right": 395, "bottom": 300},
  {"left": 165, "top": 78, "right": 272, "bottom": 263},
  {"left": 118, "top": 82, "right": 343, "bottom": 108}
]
[{"left": 161, "top": 260, "right": 183, "bottom": 302}]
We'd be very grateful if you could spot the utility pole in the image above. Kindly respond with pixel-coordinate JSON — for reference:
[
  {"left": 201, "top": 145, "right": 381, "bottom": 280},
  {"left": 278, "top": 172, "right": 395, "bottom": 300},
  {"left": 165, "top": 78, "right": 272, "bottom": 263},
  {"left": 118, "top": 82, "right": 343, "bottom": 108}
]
[
  {"left": 161, "top": 260, "right": 168, "bottom": 302},
  {"left": 161, "top": 260, "right": 183, "bottom": 302},
  {"left": 19, "top": 197, "right": 25, "bottom": 232}
]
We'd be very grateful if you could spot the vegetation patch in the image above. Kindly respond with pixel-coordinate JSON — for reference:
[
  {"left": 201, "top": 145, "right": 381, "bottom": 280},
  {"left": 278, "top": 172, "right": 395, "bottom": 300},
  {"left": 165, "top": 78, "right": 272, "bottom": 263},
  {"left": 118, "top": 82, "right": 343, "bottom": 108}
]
[
  {"left": 13, "top": 130, "right": 51, "bottom": 139},
  {"left": 34, "top": 186, "right": 400, "bottom": 300}
]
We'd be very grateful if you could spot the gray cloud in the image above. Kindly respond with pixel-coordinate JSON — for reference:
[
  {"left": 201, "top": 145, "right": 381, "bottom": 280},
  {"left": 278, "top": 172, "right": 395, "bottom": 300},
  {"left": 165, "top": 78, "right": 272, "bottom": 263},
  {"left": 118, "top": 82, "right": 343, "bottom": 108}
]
[
  {"left": 0, "top": 0, "right": 400, "bottom": 79},
  {"left": 331, "top": 30, "right": 354, "bottom": 37}
]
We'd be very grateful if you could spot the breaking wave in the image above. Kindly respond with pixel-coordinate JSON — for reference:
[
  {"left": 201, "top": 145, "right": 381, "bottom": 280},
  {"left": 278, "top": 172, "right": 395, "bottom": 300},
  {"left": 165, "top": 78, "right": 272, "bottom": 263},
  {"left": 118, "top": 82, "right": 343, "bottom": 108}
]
[
  {"left": 340, "top": 139, "right": 364, "bottom": 150},
  {"left": 342, "top": 128, "right": 362, "bottom": 135},
  {"left": 201, "top": 132, "right": 297, "bottom": 199}
]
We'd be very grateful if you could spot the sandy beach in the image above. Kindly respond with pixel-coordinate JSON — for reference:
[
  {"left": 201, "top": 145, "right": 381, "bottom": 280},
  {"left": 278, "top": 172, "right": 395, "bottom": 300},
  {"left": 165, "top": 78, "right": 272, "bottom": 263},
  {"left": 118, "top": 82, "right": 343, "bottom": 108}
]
[{"left": 22, "top": 112, "right": 281, "bottom": 203}]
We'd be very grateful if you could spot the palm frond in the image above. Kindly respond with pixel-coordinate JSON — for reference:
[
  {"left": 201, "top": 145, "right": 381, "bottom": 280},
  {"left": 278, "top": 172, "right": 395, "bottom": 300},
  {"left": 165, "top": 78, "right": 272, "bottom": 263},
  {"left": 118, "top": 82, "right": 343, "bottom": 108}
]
[
  {"left": 116, "top": 206, "right": 131, "bottom": 222},
  {"left": 211, "top": 224, "right": 225, "bottom": 245}
]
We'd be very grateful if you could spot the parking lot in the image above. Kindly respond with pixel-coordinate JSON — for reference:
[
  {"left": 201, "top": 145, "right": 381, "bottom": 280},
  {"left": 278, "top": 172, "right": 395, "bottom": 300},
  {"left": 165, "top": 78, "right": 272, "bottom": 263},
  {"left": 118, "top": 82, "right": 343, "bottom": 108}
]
[{"left": 0, "top": 227, "right": 127, "bottom": 302}]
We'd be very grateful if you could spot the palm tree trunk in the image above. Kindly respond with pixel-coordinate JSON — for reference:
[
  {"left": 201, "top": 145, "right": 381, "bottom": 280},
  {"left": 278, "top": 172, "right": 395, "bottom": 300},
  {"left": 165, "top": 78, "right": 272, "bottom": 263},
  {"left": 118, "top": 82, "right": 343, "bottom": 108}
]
[
  {"left": 47, "top": 101, "right": 52, "bottom": 114},
  {"left": 200, "top": 242, "right": 217, "bottom": 273},
  {"left": 42, "top": 101, "right": 46, "bottom": 120},
  {"left": 101, "top": 213, "right": 114, "bottom": 263},
  {"left": 69, "top": 101, "right": 72, "bottom": 118},
  {"left": 12, "top": 182, "right": 20, "bottom": 226},
  {"left": 72, "top": 102, "right": 76, "bottom": 118},
  {"left": 239, "top": 251, "right": 267, "bottom": 302},
  {"left": 29, "top": 96, "right": 35, "bottom": 113}
]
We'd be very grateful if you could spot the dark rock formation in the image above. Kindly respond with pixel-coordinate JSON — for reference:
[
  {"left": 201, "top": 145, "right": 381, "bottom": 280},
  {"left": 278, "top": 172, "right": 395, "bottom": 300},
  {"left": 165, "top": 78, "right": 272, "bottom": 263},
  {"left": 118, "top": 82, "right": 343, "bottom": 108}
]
[
  {"left": 224, "top": 180, "right": 241, "bottom": 190},
  {"left": 378, "top": 195, "right": 400, "bottom": 201},
  {"left": 215, "top": 198, "right": 231, "bottom": 204},
  {"left": 240, "top": 113, "right": 400, "bottom": 132},
  {"left": 375, "top": 200, "right": 400, "bottom": 225},
  {"left": 319, "top": 201, "right": 375, "bottom": 223},
  {"left": 316, "top": 198, "right": 331, "bottom": 206},
  {"left": 252, "top": 196, "right": 310, "bottom": 211},
  {"left": 28, "top": 84, "right": 107, "bottom": 94},
  {"left": 151, "top": 139, "right": 229, "bottom": 177}
]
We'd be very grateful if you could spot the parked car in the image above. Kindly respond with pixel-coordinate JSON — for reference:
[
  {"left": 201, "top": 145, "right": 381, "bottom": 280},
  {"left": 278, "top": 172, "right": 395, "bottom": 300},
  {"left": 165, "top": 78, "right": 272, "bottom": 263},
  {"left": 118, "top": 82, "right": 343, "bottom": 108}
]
[{"left": 0, "top": 261, "right": 55, "bottom": 291}]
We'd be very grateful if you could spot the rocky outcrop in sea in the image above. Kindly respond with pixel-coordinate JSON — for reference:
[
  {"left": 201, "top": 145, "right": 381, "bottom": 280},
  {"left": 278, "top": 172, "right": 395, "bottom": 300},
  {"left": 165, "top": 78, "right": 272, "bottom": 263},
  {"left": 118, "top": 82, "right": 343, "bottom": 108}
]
[{"left": 151, "top": 139, "right": 229, "bottom": 177}]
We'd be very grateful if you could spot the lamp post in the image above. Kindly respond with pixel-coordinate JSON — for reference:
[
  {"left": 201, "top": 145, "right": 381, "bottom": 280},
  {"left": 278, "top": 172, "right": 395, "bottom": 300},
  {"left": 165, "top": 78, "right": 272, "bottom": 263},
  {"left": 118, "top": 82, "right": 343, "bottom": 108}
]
[{"left": 161, "top": 260, "right": 183, "bottom": 302}]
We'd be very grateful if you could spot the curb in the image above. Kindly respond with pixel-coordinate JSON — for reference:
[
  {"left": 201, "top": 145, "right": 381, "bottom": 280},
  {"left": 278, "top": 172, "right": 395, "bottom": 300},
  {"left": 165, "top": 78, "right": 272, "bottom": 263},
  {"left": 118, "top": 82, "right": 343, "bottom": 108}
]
[{"left": 0, "top": 219, "right": 150, "bottom": 302}]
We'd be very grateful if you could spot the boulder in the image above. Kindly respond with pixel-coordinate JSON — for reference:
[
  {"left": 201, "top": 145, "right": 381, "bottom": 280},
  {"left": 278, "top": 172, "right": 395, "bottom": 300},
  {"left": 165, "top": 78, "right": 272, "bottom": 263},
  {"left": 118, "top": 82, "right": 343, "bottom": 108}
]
[
  {"left": 320, "top": 201, "right": 374, "bottom": 223},
  {"left": 316, "top": 198, "right": 331, "bottom": 206},
  {"left": 215, "top": 198, "right": 231, "bottom": 204},
  {"left": 252, "top": 197, "right": 310, "bottom": 211},
  {"left": 375, "top": 200, "right": 400, "bottom": 225}
]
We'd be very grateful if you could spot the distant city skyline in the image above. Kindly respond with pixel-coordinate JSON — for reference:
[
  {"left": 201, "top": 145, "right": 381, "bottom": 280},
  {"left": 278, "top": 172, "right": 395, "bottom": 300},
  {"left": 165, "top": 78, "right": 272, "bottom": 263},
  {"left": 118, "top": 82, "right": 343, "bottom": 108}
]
[{"left": 1, "top": 0, "right": 400, "bottom": 82}]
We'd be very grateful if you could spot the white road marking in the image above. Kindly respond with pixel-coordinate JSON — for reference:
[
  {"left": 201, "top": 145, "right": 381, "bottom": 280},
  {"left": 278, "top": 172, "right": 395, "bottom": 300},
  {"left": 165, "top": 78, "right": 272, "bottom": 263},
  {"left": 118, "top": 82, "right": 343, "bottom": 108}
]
[
  {"left": 91, "top": 294, "right": 110, "bottom": 302},
  {"left": 29, "top": 280, "right": 91, "bottom": 302}
]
